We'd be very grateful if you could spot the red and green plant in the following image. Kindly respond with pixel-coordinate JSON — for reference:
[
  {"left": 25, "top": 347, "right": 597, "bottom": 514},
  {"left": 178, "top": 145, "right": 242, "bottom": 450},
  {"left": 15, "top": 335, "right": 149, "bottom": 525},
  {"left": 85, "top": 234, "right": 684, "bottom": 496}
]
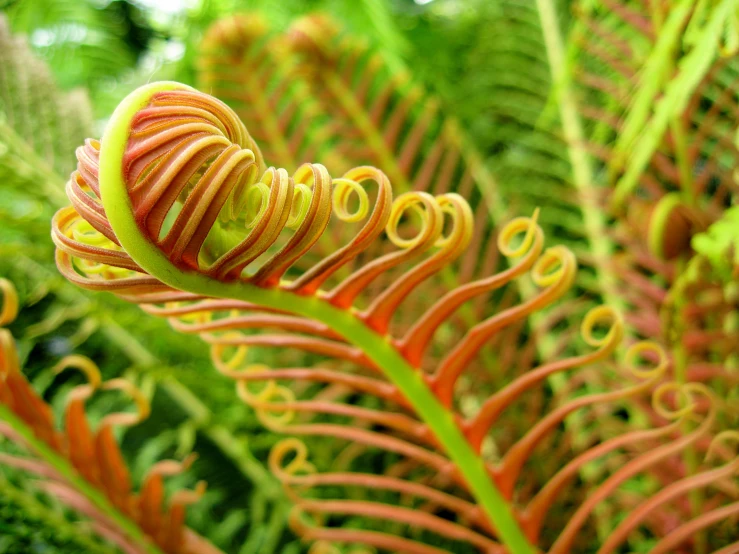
[
  {"left": 50, "top": 73, "right": 739, "bottom": 552},
  {"left": 0, "top": 3, "right": 737, "bottom": 553}
]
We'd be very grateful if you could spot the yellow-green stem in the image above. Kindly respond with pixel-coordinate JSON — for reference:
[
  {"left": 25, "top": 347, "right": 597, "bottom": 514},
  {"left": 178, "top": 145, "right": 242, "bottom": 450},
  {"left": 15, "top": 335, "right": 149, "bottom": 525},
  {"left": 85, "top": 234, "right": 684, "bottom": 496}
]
[{"left": 671, "top": 258, "right": 706, "bottom": 554}]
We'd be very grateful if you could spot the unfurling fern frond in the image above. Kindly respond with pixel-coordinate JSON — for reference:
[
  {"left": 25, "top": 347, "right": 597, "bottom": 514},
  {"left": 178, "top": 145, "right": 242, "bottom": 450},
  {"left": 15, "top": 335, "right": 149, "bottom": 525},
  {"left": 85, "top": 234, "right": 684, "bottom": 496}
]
[
  {"left": 197, "top": 13, "right": 511, "bottom": 338},
  {"left": 0, "top": 278, "right": 219, "bottom": 554},
  {"left": 240, "top": 13, "right": 536, "bottom": 364},
  {"left": 50, "top": 82, "right": 739, "bottom": 552}
]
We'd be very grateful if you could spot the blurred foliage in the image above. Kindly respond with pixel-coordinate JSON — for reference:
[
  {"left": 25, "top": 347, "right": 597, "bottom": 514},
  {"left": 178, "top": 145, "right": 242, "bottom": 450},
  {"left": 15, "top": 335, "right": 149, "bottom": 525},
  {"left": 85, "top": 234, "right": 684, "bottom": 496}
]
[
  {"left": 693, "top": 204, "right": 739, "bottom": 279},
  {"left": 0, "top": 0, "right": 737, "bottom": 552}
]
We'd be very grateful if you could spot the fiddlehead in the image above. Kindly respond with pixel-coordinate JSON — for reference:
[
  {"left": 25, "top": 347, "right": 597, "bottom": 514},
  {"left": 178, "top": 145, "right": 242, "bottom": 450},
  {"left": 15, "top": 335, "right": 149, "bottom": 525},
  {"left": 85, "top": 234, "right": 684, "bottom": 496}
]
[
  {"left": 52, "top": 82, "right": 738, "bottom": 552},
  {"left": 198, "top": 12, "right": 548, "bottom": 374}
]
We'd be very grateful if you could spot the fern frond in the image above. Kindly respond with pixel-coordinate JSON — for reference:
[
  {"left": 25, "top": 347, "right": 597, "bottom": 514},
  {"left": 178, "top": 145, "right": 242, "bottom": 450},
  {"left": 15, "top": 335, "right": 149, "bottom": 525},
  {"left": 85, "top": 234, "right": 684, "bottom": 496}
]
[
  {"left": 0, "top": 278, "right": 220, "bottom": 554},
  {"left": 48, "top": 81, "right": 570, "bottom": 551},
  {"left": 47, "top": 82, "right": 739, "bottom": 552},
  {"left": 436, "top": 1, "right": 602, "bottom": 258},
  {"left": 196, "top": 13, "right": 515, "bottom": 351},
  {"left": 571, "top": 0, "right": 739, "bottom": 378},
  {"left": 494, "top": 0, "right": 739, "bottom": 391}
]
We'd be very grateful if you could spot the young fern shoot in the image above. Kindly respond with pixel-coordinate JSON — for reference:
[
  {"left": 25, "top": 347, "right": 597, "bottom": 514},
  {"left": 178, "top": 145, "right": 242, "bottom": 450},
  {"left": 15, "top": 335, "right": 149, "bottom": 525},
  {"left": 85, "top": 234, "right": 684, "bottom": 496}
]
[{"left": 51, "top": 82, "right": 737, "bottom": 553}]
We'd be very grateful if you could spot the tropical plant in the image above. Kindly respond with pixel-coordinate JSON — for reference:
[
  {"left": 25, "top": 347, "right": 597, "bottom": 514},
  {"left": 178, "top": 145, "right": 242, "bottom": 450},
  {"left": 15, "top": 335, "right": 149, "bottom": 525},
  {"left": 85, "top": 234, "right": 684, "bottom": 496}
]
[
  {"left": 50, "top": 76, "right": 739, "bottom": 552},
  {"left": 0, "top": 0, "right": 737, "bottom": 552}
]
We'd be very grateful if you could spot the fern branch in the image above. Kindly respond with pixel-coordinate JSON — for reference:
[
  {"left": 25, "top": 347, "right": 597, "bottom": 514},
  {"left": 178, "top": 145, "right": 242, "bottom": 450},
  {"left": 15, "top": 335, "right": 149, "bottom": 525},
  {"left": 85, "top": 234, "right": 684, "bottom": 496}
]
[
  {"left": 0, "top": 404, "right": 166, "bottom": 554},
  {"left": 49, "top": 81, "right": 735, "bottom": 553},
  {"left": 612, "top": 0, "right": 739, "bottom": 205}
]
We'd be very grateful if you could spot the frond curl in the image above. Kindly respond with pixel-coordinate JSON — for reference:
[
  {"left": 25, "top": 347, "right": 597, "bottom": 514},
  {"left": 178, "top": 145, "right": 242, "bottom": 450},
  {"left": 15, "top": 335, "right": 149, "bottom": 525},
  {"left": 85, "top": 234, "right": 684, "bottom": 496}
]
[{"left": 50, "top": 81, "right": 739, "bottom": 552}]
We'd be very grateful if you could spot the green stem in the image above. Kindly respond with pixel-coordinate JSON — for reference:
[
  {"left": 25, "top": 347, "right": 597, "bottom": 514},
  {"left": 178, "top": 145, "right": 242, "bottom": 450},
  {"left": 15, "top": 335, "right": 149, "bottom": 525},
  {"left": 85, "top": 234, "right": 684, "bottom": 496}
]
[
  {"left": 649, "top": 0, "right": 665, "bottom": 30},
  {"left": 536, "top": 0, "right": 622, "bottom": 317},
  {"left": 101, "top": 82, "right": 536, "bottom": 554},
  {"left": 0, "top": 404, "right": 165, "bottom": 554},
  {"left": 610, "top": 0, "right": 693, "bottom": 177},
  {"left": 669, "top": 100, "right": 695, "bottom": 206}
]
